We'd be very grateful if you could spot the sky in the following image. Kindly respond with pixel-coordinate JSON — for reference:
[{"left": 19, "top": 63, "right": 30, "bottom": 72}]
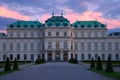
[{"left": 0, "top": 0, "right": 120, "bottom": 33}]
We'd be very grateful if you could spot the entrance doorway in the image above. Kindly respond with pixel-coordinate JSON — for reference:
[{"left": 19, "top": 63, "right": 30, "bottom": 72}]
[
  {"left": 55, "top": 51, "right": 60, "bottom": 61},
  {"left": 63, "top": 51, "right": 68, "bottom": 61},
  {"left": 48, "top": 51, "right": 52, "bottom": 61}
]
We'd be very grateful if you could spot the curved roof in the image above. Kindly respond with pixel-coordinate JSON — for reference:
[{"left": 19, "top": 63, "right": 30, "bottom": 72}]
[
  {"left": 45, "top": 16, "right": 69, "bottom": 23},
  {"left": 72, "top": 21, "right": 106, "bottom": 28},
  {"left": 8, "top": 20, "right": 43, "bottom": 29}
]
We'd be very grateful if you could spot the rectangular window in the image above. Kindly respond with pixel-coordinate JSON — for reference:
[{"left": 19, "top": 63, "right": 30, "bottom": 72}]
[
  {"left": 37, "top": 54, "right": 41, "bottom": 59},
  {"left": 75, "top": 54, "right": 78, "bottom": 60},
  {"left": 81, "top": 54, "right": 84, "bottom": 60},
  {"left": 87, "top": 42, "right": 91, "bottom": 50},
  {"left": 24, "top": 43, "right": 27, "bottom": 51},
  {"left": 48, "top": 42, "right": 52, "bottom": 49},
  {"left": 37, "top": 42, "right": 41, "bottom": 50},
  {"left": 101, "top": 42, "right": 105, "bottom": 50},
  {"left": 2, "top": 43, "right": 6, "bottom": 51},
  {"left": 16, "top": 43, "right": 20, "bottom": 51},
  {"left": 56, "top": 32, "right": 59, "bottom": 37},
  {"left": 116, "top": 53, "right": 119, "bottom": 60},
  {"left": 74, "top": 42, "right": 78, "bottom": 50},
  {"left": 24, "top": 54, "right": 27, "bottom": 60},
  {"left": 10, "top": 43, "right": 13, "bottom": 51},
  {"left": 30, "top": 42, "right": 34, "bottom": 50},
  {"left": 81, "top": 42, "right": 84, "bottom": 50},
  {"left": 94, "top": 42, "right": 98, "bottom": 50},
  {"left": 3, "top": 54, "right": 6, "bottom": 61},
  {"left": 17, "top": 54, "right": 20, "bottom": 60},
  {"left": 102, "top": 53, "right": 105, "bottom": 60},
  {"left": 107, "top": 42, "right": 112, "bottom": 50},
  {"left": 10, "top": 54, "right": 13, "bottom": 60},
  {"left": 88, "top": 54, "right": 91, "bottom": 59},
  {"left": 64, "top": 42, "right": 67, "bottom": 49},
  {"left": 115, "top": 42, "right": 119, "bottom": 50},
  {"left": 95, "top": 54, "right": 98, "bottom": 60},
  {"left": 31, "top": 54, "right": 34, "bottom": 60},
  {"left": 48, "top": 32, "right": 51, "bottom": 37}
]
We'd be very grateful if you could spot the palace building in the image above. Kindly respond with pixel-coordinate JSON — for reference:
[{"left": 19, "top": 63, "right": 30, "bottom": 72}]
[{"left": 0, "top": 14, "right": 120, "bottom": 61}]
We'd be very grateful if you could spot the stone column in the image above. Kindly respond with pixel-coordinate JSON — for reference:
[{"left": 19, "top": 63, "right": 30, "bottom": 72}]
[
  {"left": 45, "top": 51, "right": 48, "bottom": 61},
  {"left": 52, "top": 51, "right": 55, "bottom": 61},
  {"left": 60, "top": 51, "right": 63, "bottom": 61},
  {"left": 68, "top": 52, "right": 71, "bottom": 60}
]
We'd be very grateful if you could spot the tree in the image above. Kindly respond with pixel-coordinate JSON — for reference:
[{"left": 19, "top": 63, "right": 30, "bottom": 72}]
[
  {"left": 90, "top": 58, "right": 95, "bottom": 69},
  {"left": 96, "top": 56, "right": 103, "bottom": 70},
  {"left": 13, "top": 58, "right": 19, "bottom": 70},
  {"left": 4, "top": 57, "right": 11, "bottom": 71},
  {"left": 106, "top": 55, "right": 113, "bottom": 72}
]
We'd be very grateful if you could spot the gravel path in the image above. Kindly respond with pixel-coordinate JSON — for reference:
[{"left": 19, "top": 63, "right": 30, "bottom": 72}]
[{"left": 0, "top": 62, "right": 116, "bottom": 80}]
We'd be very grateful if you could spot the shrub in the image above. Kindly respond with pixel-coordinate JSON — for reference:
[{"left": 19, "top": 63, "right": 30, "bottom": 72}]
[
  {"left": 96, "top": 56, "right": 103, "bottom": 70},
  {"left": 106, "top": 55, "right": 113, "bottom": 72},
  {"left": 35, "top": 58, "right": 46, "bottom": 64},
  {"left": 13, "top": 58, "right": 19, "bottom": 70},
  {"left": 90, "top": 58, "right": 95, "bottom": 69},
  {"left": 4, "top": 57, "right": 11, "bottom": 71},
  {"left": 69, "top": 58, "right": 78, "bottom": 64}
]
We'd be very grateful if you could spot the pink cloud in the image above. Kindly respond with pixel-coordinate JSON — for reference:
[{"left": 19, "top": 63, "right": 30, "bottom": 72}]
[
  {"left": 39, "top": 13, "right": 51, "bottom": 23},
  {"left": 0, "top": 30, "right": 7, "bottom": 33},
  {"left": 0, "top": 6, "right": 31, "bottom": 20}
]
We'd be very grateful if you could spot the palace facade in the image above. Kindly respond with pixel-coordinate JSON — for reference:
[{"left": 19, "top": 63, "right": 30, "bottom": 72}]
[{"left": 0, "top": 15, "right": 120, "bottom": 61}]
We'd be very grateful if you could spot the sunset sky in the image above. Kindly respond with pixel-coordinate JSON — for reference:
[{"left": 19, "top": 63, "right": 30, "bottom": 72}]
[{"left": 0, "top": 0, "right": 120, "bottom": 32}]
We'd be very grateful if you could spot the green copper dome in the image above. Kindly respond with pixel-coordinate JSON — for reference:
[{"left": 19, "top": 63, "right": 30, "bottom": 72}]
[
  {"left": 73, "top": 21, "right": 106, "bottom": 28},
  {"left": 45, "top": 16, "right": 70, "bottom": 27},
  {"left": 8, "top": 20, "right": 43, "bottom": 29}
]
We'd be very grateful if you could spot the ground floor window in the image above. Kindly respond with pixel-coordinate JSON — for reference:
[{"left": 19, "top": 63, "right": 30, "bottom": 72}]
[
  {"left": 24, "top": 54, "right": 27, "bottom": 60},
  {"left": 10, "top": 54, "right": 13, "bottom": 60},
  {"left": 81, "top": 54, "right": 84, "bottom": 60},
  {"left": 75, "top": 54, "right": 78, "bottom": 60},
  {"left": 95, "top": 54, "right": 98, "bottom": 60},
  {"left": 71, "top": 53, "right": 73, "bottom": 59},
  {"left": 17, "top": 54, "right": 20, "bottom": 60},
  {"left": 31, "top": 54, "right": 34, "bottom": 61},
  {"left": 88, "top": 54, "right": 91, "bottom": 60},
  {"left": 102, "top": 53, "right": 105, "bottom": 60},
  {"left": 3, "top": 54, "right": 6, "bottom": 61},
  {"left": 37, "top": 54, "right": 41, "bottom": 59},
  {"left": 115, "top": 53, "right": 119, "bottom": 60}
]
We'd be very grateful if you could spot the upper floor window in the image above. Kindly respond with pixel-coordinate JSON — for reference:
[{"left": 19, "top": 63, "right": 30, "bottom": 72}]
[
  {"left": 30, "top": 42, "right": 34, "bottom": 50},
  {"left": 48, "top": 42, "right": 52, "bottom": 49},
  {"left": 48, "top": 32, "right": 51, "bottom": 37},
  {"left": 10, "top": 43, "right": 13, "bottom": 51},
  {"left": 56, "top": 41, "right": 59, "bottom": 49},
  {"left": 115, "top": 42, "right": 119, "bottom": 50},
  {"left": 10, "top": 33, "right": 13, "bottom": 37},
  {"left": 87, "top": 42, "right": 91, "bottom": 50},
  {"left": 94, "top": 42, "right": 98, "bottom": 50},
  {"left": 107, "top": 42, "right": 112, "bottom": 50},
  {"left": 64, "top": 32, "right": 67, "bottom": 37},
  {"left": 81, "top": 42, "right": 84, "bottom": 50},
  {"left": 56, "top": 32, "right": 59, "bottom": 37},
  {"left": 74, "top": 42, "right": 78, "bottom": 50},
  {"left": 75, "top": 33, "right": 78, "bottom": 37},
  {"left": 37, "top": 42, "right": 41, "bottom": 50},
  {"left": 101, "top": 42, "right": 105, "bottom": 50},
  {"left": 16, "top": 43, "right": 20, "bottom": 51},
  {"left": 64, "top": 42, "right": 67, "bottom": 49},
  {"left": 17, "top": 33, "right": 20, "bottom": 37},
  {"left": 2, "top": 43, "right": 6, "bottom": 51},
  {"left": 24, "top": 33, "right": 27, "bottom": 37},
  {"left": 23, "top": 43, "right": 27, "bottom": 51}
]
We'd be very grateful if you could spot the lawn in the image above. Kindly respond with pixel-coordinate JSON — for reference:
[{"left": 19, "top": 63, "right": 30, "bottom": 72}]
[
  {"left": 0, "top": 70, "right": 19, "bottom": 76},
  {"left": 89, "top": 68, "right": 120, "bottom": 80},
  {"left": 0, "top": 61, "right": 32, "bottom": 68}
]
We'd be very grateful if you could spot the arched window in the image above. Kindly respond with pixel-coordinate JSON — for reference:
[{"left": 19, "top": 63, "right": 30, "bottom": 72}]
[
  {"left": 56, "top": 41, "right": 59, "bottom": 49},
  {"left": 64, "top": 42, "right": 67, "bottom": 49}
]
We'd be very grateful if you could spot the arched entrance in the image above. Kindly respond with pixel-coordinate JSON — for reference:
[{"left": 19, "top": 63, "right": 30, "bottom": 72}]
[
  {"left": 48, "top": 51, "right": 52, "bottom": 61},
  {"left": 55, "top": 51, "right": 60, "bottom": 61},
  {"left": 63, "top": 53, "right": 68, "bottom": 61}
]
